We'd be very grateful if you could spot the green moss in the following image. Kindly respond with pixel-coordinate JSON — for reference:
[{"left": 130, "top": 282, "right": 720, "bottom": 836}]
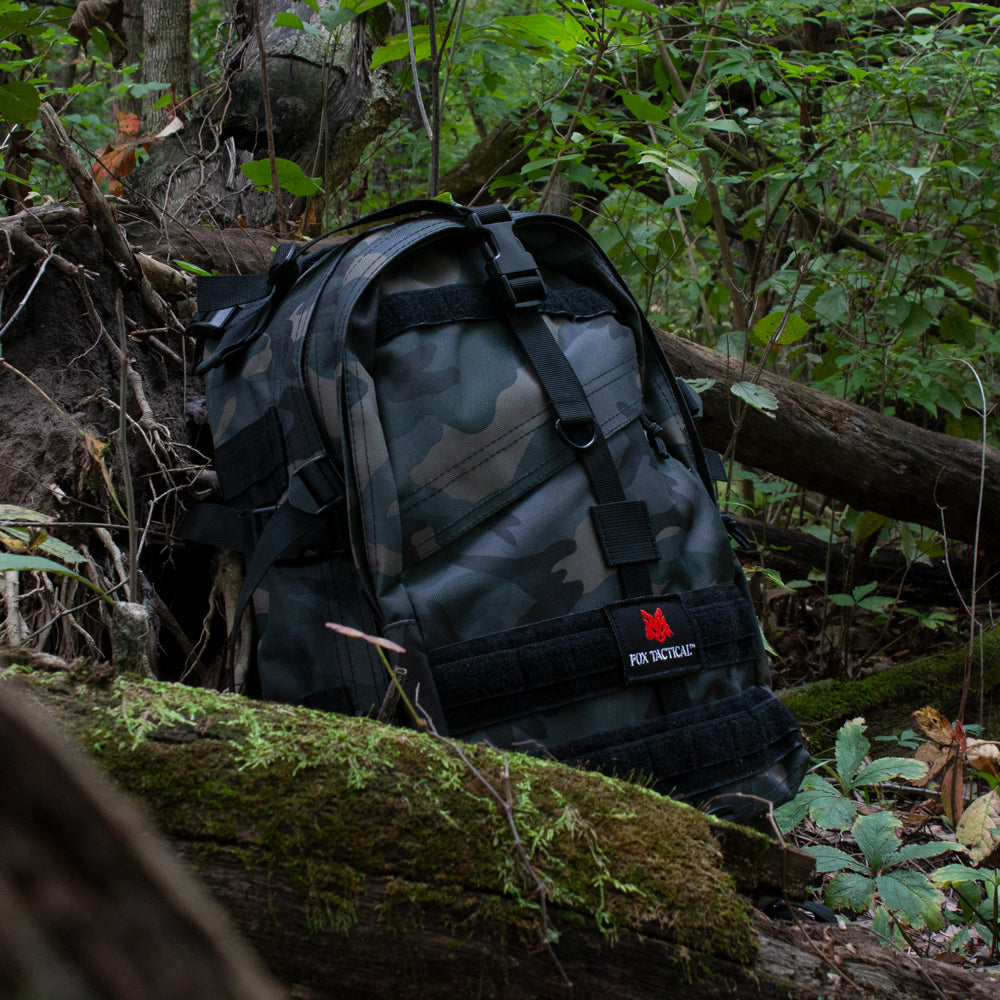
[
  {"left": 3, "top": 665, "right": 759, "bottom": 974},
  {"left": 783, "top": 627, "right": 1000, "bottom": 746}
]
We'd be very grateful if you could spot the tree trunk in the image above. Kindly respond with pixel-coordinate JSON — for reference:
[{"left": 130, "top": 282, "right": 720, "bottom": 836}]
[
  {"left": 130, "top": 0, "right": 399, "bottom": 228},
  {"left": 2, "top": 662, "right": 996, "bottom": 1000},
  {"left": 141, "top": 0, "right": 191, "bottom": 124},
  {"left": 656, "top": 331, "right": 999, "bottom": 552}
]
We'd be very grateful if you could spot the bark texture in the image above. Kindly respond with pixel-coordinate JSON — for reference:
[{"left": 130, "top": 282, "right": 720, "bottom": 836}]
[
  {"left": 656, "top": 332, "right": 998, "bottom": 551},
  {"left": 2, "top": 662, "right": 997, "bottom": 1000}
]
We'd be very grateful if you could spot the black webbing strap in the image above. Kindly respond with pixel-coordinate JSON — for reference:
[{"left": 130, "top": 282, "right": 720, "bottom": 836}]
[
  {"left": 502, "top": 298, "right": 654, "bottom": 599},
  {"left": 550, "top": 685, "right": 803, "bottom": 803},
  {"left": 377, "top": 284, "right": 616, "bottom": 340},
  {"left": 196, "top": 273, "right": 270, "bottom": 313}
]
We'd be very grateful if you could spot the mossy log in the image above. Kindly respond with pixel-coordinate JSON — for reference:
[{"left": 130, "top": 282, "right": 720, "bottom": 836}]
[
  {"left": 2, "top": 662, "right": 998, "bottom": 999},
  {"left": 782, "top": 626, "right": 1000, "bottom": 746}
]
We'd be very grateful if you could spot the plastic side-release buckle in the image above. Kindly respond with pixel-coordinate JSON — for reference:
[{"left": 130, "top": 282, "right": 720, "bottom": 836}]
[
  {"left": 287, "top": 454, "right": 345, "bottom": 515},
  {"left": 467, "top": 206, "right": 546, "bottom": 308}
]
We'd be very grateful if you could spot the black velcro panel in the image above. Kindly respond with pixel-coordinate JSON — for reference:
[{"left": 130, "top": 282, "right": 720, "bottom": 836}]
[
  {"left": 377, "top": 284, "right": 617, "bottom": 340},
  {"left": 548, "top": 685, "right": 802, "bottom": 802},
  {"left": 214, "top": 408, "right": 288, "bottom": 508},
  {"left": 430, "top": 609, "right": 621, "bottom": 733},
  {"left": 680, "top": 585, "right": 760, "bottom": 671},
  {"left": 590, "top": 500, "right": 659, "bottom": 566}
]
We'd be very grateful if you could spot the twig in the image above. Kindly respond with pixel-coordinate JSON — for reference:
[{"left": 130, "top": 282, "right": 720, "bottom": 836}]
[
  {"left": 252, "top": 0, "right": 288, "bottom": 233},
  {"left": 0, "top": 251, "right": 53, "bottom": 355},
  {"left": 114, "top": 292, "right": 139, "bottom": 604},
  {"left": 36, "top": 103, "right": 181, "bottom": 332},
  {"left": 414, "top": 694, "right": 572, "bottom": 989}
]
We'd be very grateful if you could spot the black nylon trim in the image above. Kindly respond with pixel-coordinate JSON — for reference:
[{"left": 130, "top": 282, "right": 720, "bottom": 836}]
[
  {"left": 550, "top": 686, "right": 802, "bottom": 802},
  {"left": 377, "top": 284, "right": 617, "bottom": 340}
]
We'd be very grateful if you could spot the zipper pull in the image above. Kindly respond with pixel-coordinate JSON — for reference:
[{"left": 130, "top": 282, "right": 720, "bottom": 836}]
[
  {"left": 640, "top": 414, "right": 670, "bottom": 459},
  {"left": 722, "top": 512, "right": 754, "bottom": 549}
]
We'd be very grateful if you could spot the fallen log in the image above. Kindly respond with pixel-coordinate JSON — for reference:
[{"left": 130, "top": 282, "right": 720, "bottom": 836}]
[
  {"left": 2, "top": 660, "right": 997, "bottom": 1000},
  {"left": 657, "top": 332, "right": 998, "bottom": 551}
]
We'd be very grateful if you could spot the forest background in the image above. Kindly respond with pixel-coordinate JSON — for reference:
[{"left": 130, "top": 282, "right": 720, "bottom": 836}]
[{"left": 1, "top": 0, "right": 999, "bottom": 989}]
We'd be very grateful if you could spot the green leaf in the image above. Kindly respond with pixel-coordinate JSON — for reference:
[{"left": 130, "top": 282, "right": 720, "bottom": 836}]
[
  {"left": 854, "top": 756, "right": 928, "bottom": 786},
  {"left": 622, "top": 91, "right": 670, "bottom": 123},
  {"left": 749, "top": 310, "right": 808, "bottom": 346},
  {"left": 933, "top": 863, "right": 1000, "bottom": 889},
  {"left": 852, "top": 511, "right": 887, "bottom": 544},
  {"left": 806, "top": 844, "right": 868, "bottom": 874},
  {"left": 853, "top": 810, "right": 902, "bottom": 870},
  {"left": 785, "top": 775, "right": 858, "bottom": 830},
  {"left": 730, "top": 381, "right": 778, "bottom": 417},
  {"left": 274, "top": 11, "right": 304, "bottom": 29},
  {"left": 826, "top": 871, "right": 876, "bottom": 912},
  {"left": 876, "top": 870, "right": 945, "bottom": 930},
  {"left": 835, "top": 718, "right": 870, "bottom": 786},
  {"left": 240, "top": 158, "right": 321, "bottom": 196},
  {"left": 0, "top": 554, "right": 111, "bottom": 603},
  {"left": 0, "top": 80, "right": 39, "bottom": 126}
]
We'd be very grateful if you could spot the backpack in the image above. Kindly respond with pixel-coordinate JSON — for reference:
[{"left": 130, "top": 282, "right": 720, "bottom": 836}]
[{"left": 181, "top": 200, "right": 808, "bottom": 821}]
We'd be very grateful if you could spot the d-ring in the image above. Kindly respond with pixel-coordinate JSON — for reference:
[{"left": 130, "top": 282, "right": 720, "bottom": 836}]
[{"left": 555, "top": 417, "right": 597, "bottom": 450}]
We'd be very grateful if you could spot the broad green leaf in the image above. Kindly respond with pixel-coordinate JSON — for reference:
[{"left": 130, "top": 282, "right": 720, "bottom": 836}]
[
  {"left": 274, "top": 12, "right": 304, "bottom": 29},
  {"left": 0, "top": 505, "right": 86, "bottom": 565},
  {"left": 933, "top": 863, "right": 1000, "bottom": 888},
  {"left": 826, "top": 871, "right": 876, "bottom": 912},
  {"left": 774, "top": 773, "right": 849, "bottom": 833},
  {"left": 854, "top": 810, "right": 902, "bottom": 870},
  {"left": 852, "top": 511, "right": 887, "bottom": 544},
  {"left": 730, "top": 381, "right": 778, "bottom": 417},
  {"left": 0, "top": 554, "right": 111, "bottom": 603},
  {"left": 806, "top": 844, "right": 867, "bottom": 874},
  {"left": 813, "top": 284, "right": 849, "bottom": 324},
  {"left": 749, "top": 310, "right": 808, "bottom": 346},
  {"left": 854, "top": 756, "right": 928, "bottom": 786},
  {"left": 240, "top": 158, "right": 321, "bottom": 197},
  {"left": 894, "top": 839, "right": 954, "bottom": 864},
  {"left": 835, "top": 718, "right": 870, "bottom": 786},
  {"left": 876, "top": 870, "right": 945, "bottom": 930},
  {"left": 622, "top": 91, "right": 670, "bottom": 124},
  {"left": 0, "top": 80, "right": 39, "bottom": 126}
]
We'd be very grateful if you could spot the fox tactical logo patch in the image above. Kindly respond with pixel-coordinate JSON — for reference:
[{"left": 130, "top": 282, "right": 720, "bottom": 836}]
[
  {"left": 607, "top": 597, "right": 701, "bottom": 685},
  {"left": 640, "top": 606, "right": 673, "bottom": 643}
]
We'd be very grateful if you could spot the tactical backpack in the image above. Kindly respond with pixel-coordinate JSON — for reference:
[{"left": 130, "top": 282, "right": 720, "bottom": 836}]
[{"left": 181, "top": 200, "right": 808, "bottom": 820}]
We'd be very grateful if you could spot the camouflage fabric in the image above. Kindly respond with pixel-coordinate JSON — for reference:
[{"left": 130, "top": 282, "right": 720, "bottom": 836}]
[{"left": 191, "top": 205, "right": 808, "bottom": 813}]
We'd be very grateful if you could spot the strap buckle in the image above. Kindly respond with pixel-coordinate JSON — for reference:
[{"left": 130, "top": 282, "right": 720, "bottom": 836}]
[{"left": 467, "top": 207, "right": 546, "bottom": 308}]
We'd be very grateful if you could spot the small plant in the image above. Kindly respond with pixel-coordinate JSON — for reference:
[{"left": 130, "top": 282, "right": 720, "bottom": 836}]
[
  {"left": 774, "top": 717, "right": 927, "bottom": 832},
  {"left": 932, "top": 864, "right": 1000, "bottom": 962},
  {"left": 809, "top": 809, "right": 951, "bottom": 934}
]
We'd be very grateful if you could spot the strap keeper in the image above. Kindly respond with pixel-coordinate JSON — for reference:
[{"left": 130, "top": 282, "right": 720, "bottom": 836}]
[{"left": 288, "top": 454, "right": 344, "bottom": 515}]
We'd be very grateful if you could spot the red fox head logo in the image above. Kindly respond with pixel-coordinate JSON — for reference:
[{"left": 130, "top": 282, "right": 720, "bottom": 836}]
[{"left": 640, "top": 607, "right": 673, "bottom": 643}]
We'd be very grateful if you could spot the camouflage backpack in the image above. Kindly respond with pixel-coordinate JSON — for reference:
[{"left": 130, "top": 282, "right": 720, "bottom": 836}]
[{"left": 181, "top": 200, "right": 808, "bottom": 821}]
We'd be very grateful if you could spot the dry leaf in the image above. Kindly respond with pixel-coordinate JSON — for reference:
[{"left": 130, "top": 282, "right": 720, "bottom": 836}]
[
  {"left": 955, "top": 789, "right": 1000, "bottom": 866},
  {"left": 913, "top": 706, "right": 956, "bottom": 745},
  {"left": 966, "top": 739, "right": 1000, "bottom": 778}
]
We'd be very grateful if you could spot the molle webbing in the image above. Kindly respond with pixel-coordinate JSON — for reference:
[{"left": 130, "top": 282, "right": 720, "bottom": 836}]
[
  {"left": 550, "top": 685, "right": 803, "bottom": 802},
  {"left": 430, "top": 584, "right": 761, "bottom": 734}
]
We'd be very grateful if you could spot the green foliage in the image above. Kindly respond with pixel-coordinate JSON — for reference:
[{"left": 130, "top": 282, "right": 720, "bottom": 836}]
[
  {"left": 241, "top": 157, "right": 323, "bottom": 198},
  {"left": 809, "top": 810, "right": 949, "bottom": 931},
  {"left": 775, "top": 717, "right": 927, "bottom": 832},
  {"left": 933, "top": 863, "right": 1000, "bottom": 959}
]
